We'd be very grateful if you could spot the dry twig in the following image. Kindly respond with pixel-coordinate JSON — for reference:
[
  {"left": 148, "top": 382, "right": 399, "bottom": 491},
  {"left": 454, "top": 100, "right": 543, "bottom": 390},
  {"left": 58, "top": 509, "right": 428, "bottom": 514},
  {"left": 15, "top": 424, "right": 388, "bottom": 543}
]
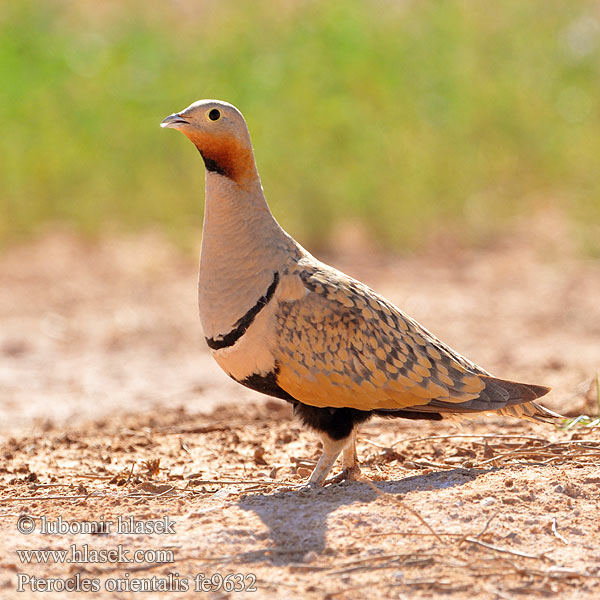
[
  {"left": 464, "top": 537, "right": 552, "bottom": 561},
  {"left": 551, "top": 518, "right": 569, "bottom": 545}
]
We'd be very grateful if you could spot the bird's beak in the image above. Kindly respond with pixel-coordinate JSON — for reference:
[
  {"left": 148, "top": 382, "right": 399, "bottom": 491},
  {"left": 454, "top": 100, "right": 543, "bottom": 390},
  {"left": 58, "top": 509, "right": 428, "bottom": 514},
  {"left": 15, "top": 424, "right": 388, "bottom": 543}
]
[{"left": 160, "top": 113, "right": 190, "bottom": 129}]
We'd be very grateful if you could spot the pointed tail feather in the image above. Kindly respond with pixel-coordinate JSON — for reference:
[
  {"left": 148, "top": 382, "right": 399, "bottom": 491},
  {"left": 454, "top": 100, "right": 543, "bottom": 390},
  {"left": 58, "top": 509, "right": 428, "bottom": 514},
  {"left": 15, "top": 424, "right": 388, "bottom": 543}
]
[
  {"left": 495, "top": 400, "right": 564, "bottom": 423},
  {"left": 480, "top": 375, "right": 562, "bottom": 423},
  {"left": 394, "top": 375, "right": 563, "bottom": 423}
]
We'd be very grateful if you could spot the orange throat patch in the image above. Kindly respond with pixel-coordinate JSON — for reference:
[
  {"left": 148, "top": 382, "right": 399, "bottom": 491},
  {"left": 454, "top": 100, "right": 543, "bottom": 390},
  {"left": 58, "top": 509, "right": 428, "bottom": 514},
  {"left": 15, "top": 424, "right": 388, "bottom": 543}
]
[{"left": 187, "top": 131, "right": 255, "bottom": 184}]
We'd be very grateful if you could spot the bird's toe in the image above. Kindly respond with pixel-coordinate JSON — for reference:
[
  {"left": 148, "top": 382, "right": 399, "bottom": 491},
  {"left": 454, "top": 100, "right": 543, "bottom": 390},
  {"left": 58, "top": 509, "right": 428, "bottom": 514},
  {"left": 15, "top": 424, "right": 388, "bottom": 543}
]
[
  {"left": 323, "top": 465, "right": 363, "bottom": 486},
  {"left": 297, "top": 481, "right": 322, "bottom": 495}
]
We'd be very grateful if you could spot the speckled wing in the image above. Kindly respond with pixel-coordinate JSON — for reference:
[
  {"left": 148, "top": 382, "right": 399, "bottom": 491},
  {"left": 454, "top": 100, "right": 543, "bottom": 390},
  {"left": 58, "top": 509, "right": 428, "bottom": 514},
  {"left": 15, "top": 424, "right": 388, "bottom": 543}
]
[{"left": 274, "top": 260, "right": 553, "bottom": 419}]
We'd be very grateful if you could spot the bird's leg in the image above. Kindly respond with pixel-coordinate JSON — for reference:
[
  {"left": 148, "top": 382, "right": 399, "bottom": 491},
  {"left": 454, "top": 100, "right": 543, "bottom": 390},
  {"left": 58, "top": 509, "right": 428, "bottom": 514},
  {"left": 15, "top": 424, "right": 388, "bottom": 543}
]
[
  {"left": 341, "top": 429, "right": 362, "bottom": 479},
  {"left": 306, "top": 433, "right": 348, "bottom": 487},
  {"left": 324, "top": 429, "right": 362, "bottom": 485}
]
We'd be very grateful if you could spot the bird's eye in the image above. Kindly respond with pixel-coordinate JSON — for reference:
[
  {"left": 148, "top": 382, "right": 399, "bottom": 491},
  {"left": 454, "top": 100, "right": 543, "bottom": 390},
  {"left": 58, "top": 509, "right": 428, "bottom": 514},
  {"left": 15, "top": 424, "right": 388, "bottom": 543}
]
[{"left": 208, "top": 109, "right": 221, "bottom": 121}]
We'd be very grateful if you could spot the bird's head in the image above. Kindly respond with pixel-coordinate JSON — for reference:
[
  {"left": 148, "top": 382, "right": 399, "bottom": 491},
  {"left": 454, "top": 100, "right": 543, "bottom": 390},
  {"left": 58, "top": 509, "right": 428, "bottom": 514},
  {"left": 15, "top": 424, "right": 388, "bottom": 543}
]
[{"left": 161, "top": 99, "right": 256, "bottom": 183}]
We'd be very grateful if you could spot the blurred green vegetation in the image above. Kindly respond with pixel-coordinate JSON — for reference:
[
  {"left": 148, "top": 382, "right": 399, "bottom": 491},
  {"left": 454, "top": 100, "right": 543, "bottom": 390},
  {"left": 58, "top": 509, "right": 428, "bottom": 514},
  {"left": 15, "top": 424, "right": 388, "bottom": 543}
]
[{"left": 1, "top": 0, "right": 599, "bottom": 252}]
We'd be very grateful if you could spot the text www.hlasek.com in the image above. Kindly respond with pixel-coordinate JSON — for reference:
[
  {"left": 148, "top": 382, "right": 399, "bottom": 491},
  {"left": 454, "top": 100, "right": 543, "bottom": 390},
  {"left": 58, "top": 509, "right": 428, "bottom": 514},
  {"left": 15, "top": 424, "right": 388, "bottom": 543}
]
[{"left": 16, "top": 544, "right": 174, "bottom": 565}]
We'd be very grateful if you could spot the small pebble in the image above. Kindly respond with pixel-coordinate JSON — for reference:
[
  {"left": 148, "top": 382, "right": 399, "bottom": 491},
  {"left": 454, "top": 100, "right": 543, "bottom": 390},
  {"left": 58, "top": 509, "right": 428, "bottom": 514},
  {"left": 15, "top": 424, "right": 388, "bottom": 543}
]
[
  {"left": 213, "top": 487, "right": 234, "bottom": 499},
  {"left": 481, "top": 496, "right": 496, "bottom": 506},
  {"left": 253, "top": 446, "right": 267, "bottom": 465}
]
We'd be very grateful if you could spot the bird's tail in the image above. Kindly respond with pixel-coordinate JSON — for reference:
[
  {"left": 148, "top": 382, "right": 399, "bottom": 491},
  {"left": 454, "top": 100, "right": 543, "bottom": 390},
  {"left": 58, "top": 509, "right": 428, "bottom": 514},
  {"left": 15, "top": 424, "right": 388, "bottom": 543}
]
[
  {"left": 379, "top": 374, "right": 564, "bottom": 423},
  {"left": 468, "top": 375, "right": 562, "bottom": 423},
  {"left": 495, "top": 401, "right": 563, "bottom": 423},
  {"left": 479, "top": 375, "right": 560, "bottom": 422}
]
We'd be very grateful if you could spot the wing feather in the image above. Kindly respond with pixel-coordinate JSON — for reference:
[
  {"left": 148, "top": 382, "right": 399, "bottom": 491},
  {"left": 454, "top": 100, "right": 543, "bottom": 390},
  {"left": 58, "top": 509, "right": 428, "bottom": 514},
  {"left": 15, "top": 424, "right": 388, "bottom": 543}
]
[
  {"left": 274, "top": 263, "right": 491, "bottom": 411},
  {"left": 272, "top": 262, "right": 555, "bottom": 419}
]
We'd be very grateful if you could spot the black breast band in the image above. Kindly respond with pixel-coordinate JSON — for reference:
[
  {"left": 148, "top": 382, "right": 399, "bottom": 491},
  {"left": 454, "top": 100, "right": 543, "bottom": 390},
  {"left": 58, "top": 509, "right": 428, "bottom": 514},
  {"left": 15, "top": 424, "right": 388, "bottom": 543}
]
[{"left": 206, "top": 272, "right": 280, "bottom": 350}]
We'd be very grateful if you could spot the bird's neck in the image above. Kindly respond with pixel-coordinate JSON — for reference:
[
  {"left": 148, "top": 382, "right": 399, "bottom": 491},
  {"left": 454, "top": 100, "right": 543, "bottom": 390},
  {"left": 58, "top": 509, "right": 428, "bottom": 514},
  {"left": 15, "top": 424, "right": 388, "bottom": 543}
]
[
  {"left": 200, "top": 171, "right": 286, "bottom": 260},
  {"left": 198, "top": 171, "right": 298, "bottom": 338}
]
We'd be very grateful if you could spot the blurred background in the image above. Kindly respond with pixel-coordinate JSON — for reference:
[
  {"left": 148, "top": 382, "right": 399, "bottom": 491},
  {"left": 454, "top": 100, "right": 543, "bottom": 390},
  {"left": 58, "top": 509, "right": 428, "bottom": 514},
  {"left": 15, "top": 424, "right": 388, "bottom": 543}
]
[
  {"left": 1, "top": 0, "right": 599, "bottom": 431},
  {"left": 1, "top": 0, "right": 599, "bottom": 252}
]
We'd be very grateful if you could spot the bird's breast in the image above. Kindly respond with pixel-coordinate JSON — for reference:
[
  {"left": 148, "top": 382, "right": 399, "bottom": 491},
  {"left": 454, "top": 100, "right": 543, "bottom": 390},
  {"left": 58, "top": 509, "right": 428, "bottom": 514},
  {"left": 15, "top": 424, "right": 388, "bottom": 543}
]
[{"left": 209, "top": 289, "right": 279, "bottom": 383}]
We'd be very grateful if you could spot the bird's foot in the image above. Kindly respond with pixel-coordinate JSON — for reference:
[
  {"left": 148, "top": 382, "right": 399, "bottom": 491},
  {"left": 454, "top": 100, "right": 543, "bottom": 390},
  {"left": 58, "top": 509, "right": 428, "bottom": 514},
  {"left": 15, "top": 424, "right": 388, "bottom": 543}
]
[
  {"left": 271, "top": 484, "right": 299, "bottom": 494},
  {"left": 297, "top": 481, "right": 322, "bottom": 495},
  {"left": 271, "top": 481, "right": 322, "bottom": 495},
  {"left": 323, "top": 465, "right": 362, "bottom": 486},
  {"left": 277, "top": 466, "right": 362, "bottom": 494}
]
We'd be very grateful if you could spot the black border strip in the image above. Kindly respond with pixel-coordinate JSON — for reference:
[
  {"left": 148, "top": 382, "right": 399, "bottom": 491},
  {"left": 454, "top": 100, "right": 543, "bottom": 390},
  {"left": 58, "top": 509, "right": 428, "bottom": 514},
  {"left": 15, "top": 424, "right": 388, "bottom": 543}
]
[{"left": 206, "top": 272, "right": 280, "bottom": 350}]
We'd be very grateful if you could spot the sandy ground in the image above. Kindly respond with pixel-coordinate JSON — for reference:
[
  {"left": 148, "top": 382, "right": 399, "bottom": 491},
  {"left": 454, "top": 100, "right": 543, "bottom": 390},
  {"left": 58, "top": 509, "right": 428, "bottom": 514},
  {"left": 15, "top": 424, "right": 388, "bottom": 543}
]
[{"left": 1, "top": 229, "right": 599, "bottom": 599}]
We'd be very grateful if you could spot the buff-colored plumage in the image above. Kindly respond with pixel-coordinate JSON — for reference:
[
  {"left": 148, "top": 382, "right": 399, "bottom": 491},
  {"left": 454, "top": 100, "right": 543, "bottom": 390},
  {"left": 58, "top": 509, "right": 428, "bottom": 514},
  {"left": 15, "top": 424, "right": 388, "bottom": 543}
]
[
  {"left": 161, "top": 100, "right": 561, "bottom": 487},
  {"left": 274, "top": 259, "right": 547, "bottom": 418}
]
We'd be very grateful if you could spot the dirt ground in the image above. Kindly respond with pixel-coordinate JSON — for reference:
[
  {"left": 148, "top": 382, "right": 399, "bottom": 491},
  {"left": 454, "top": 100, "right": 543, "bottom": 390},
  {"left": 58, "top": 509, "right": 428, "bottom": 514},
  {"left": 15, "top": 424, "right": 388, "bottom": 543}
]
[{"left": 1, "top": 228, "right": 599, "bottom": 599}]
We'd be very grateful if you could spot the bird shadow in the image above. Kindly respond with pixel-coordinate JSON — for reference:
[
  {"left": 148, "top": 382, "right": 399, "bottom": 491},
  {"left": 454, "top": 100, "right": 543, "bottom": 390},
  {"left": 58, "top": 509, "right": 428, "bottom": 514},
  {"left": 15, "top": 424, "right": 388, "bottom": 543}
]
[{"left": 236, "top": 467, "right": 492, "bottom": 565}]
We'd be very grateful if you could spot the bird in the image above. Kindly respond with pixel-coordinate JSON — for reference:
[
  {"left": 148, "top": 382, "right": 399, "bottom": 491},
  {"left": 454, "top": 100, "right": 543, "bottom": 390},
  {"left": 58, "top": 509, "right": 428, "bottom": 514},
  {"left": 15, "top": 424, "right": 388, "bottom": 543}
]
[{"left": 161, "top": 99, "right": 561, "bottom": 487}]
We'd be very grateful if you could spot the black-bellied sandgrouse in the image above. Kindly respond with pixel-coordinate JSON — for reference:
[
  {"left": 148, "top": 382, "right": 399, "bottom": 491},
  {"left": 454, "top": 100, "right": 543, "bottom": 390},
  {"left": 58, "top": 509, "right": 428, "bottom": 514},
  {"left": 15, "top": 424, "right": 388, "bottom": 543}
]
[{"left": 161, "top": 100, "right": 560, "bottom": 487}]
